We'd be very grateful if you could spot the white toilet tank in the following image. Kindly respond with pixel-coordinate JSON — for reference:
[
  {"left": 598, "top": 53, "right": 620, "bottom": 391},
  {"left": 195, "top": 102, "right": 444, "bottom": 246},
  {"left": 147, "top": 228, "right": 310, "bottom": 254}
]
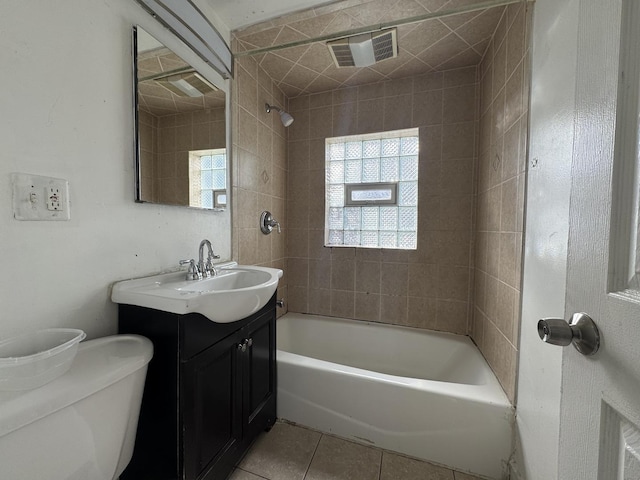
[{"left": 0, "top": 334, "right": 153, "bottom": 480}]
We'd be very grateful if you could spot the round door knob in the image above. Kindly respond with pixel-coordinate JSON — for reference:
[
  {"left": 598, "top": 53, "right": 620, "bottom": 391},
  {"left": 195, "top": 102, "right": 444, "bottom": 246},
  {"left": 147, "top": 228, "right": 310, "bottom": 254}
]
[
  {"left": 537, "top": 312, "right": 600, "bottom": 356},
  {"left": 538, "top": 318, "right": 573, "bottom": 346}
]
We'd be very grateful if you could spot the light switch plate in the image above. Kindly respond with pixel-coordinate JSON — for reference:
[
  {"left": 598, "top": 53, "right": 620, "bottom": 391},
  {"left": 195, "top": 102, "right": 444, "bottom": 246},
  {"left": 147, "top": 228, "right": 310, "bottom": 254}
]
[{"left": 11, "top": 173, "right": 70, "bottom": 221}]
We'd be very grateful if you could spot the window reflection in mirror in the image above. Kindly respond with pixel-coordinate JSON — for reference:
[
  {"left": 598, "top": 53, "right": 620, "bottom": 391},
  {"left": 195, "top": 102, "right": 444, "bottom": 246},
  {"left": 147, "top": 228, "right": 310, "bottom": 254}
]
[{"left": 134, "top": 26, "right": 227, "bottom": 209}]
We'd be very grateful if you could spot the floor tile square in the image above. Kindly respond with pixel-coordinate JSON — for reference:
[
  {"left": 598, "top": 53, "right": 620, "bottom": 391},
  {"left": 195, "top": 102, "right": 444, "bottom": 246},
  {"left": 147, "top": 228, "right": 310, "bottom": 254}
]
[
  {"left": 238, "top": 422, "right": 321, "bottom": 480},
  {"left": 380, "top": 452, "right": 454, "bottom": 480},
  {"left": 305, "top": 435, "right": 382, "bottom": 480},
  {"left": 229, "top": 469, "right": 268, "bottom": 480}
]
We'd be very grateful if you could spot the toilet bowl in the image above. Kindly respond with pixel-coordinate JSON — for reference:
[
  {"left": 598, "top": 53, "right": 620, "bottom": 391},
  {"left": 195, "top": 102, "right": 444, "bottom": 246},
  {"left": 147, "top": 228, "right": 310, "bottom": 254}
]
[{"left": 0, "top": 334, "right": 153, "bottom": 480}]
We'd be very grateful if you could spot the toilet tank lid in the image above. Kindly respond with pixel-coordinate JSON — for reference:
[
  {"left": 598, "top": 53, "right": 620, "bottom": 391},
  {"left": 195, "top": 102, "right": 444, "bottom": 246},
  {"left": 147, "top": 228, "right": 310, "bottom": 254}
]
[{"left": 0, "top": 334, "right": 153, "bottom": 438}]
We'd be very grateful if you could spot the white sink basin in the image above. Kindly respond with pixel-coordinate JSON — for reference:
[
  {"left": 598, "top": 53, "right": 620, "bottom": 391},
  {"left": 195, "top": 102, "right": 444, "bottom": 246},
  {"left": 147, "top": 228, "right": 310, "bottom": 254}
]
[{"left": 111, "top": 263, "right": 283, "bottom": 323}]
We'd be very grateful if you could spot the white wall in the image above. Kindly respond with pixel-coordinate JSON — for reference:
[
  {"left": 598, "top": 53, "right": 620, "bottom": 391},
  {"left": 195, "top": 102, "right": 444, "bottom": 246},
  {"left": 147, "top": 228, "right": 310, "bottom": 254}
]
[
  {"left": 0, "top": 0, "right": 231, "bottom": 340},
  {"left": 512, "top": 0, "right": 579, "bottom": 478}
]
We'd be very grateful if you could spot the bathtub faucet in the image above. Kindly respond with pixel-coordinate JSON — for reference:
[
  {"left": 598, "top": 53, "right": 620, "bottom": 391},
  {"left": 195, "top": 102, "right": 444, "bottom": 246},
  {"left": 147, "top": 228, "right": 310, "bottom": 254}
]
[{"left": 198, "top": 239, "right": 220, "bottom": 278}]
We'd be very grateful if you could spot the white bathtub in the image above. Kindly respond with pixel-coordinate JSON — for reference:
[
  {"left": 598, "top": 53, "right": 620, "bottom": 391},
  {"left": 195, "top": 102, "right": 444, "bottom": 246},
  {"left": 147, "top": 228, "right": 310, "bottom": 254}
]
[{"left": 276, "top": 313, "right": 513, "bottom": 479}]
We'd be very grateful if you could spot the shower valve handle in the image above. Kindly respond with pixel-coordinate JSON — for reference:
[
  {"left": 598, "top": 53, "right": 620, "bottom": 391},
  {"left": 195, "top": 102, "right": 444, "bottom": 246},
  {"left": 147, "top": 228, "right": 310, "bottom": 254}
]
[
  {"left": 260, "top": 211, "right": 281, "bottom": 234},
  {"left": 537, "top": 312, "right": 600, "bottom": 356}
]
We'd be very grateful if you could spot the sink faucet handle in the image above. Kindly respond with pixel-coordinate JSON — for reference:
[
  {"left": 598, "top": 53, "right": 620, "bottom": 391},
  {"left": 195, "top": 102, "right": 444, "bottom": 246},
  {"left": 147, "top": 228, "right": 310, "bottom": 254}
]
[
  {"left": 205, "top": 253, "right": 220, "bottom": 277},
  {"left": 180, "top": 259, "right": 201, "bottom": 281}
]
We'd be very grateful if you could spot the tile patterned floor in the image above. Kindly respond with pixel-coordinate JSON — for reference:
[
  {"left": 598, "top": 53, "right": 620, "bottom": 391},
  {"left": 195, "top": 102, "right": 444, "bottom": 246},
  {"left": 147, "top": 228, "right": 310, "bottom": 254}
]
[{"left": 231, "top": 422, "right": 484, "bottom": 480}]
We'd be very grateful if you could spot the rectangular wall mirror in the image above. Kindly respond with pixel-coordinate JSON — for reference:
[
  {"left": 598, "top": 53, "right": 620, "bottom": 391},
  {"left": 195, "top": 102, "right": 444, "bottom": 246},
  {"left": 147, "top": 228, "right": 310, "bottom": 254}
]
[{"left": 134, "top": 25, "right": 228, "bottom": 210}]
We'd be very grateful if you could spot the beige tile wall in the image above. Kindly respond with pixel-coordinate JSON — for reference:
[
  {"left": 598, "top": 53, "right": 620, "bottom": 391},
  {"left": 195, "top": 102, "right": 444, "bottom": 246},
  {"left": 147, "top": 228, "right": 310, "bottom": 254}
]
[
  {"left": 284, "top": 67, "right": 478, "bottom": 334},
  {"left": 232, "top": 45, "right": 289, "bottom": 316},
  {"left": 230, "top": 4, "right": 532, "bottom": 400},
  {"left": 154, "top": 107, "right": 226, "bottom": 205},
  {"left": 137, "top": 107, "right": 226, "bottom": 205},
  {"left": 472, "top": 3, "right": 531, "bottom": 402}
]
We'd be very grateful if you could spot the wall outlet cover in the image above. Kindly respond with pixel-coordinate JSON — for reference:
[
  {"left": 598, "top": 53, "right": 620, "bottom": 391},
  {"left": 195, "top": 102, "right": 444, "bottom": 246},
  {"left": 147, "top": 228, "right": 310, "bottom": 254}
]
[{"left": 11, "top": 173, "right": 70, "bottom": 221}]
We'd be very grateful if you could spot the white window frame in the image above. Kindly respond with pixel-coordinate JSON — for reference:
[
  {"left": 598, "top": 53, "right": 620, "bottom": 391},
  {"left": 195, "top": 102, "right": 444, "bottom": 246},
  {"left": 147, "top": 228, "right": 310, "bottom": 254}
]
[{"left": 345, "top": 182, "right": 398, "bottom": 206}]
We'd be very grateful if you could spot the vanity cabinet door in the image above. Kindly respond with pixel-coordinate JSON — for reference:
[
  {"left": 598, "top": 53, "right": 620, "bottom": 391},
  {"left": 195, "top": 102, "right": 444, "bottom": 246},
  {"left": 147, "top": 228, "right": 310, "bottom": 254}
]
[
  {"left": 182, "top": 333, "right": 242, "bottom": 480},
  {"left": 241, "top": 309, "right": 277, "bottom": 440},
  {"left": 119, "top": 296, "right": 276, "bottom": 480}
]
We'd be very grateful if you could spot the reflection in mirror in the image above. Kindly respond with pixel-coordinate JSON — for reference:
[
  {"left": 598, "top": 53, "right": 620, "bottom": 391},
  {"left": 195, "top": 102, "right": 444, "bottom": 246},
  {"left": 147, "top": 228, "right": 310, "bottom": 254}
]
[{"left": 134, "top": 26, "right": 227, "bottom": 209}]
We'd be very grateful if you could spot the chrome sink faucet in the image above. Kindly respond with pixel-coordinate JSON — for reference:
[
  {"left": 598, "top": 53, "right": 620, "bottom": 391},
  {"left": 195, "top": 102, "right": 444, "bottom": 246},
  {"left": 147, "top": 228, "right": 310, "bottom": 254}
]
[{"left": 198, "top": 239, "right": 220, "bottom": 278}]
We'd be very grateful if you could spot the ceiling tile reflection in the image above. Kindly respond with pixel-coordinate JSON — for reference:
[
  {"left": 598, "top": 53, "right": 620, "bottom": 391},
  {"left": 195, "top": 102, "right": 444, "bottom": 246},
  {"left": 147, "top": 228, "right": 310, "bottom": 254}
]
[{"left": 137, "top": 47, "right": 226, "bottom": 116}]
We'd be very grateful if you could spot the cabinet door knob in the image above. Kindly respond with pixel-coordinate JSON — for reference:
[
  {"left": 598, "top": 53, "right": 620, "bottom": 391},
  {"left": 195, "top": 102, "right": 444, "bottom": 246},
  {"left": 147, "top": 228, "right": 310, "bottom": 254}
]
[{"left": 237, "top": 338, "right": 252, "bottom": 352}]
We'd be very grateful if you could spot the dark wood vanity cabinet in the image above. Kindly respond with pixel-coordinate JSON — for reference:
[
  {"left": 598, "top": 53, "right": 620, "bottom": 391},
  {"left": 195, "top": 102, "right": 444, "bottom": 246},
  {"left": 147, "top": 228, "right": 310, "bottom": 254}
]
[{"left": 118, "top": 294, "right": 277, "bottom": 480}]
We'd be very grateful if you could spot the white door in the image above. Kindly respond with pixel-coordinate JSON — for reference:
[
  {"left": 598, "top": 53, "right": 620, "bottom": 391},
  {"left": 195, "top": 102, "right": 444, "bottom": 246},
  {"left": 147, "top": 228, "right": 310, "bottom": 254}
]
[{"left": 556, "top": 0, "right": 640, "bottom": 478}]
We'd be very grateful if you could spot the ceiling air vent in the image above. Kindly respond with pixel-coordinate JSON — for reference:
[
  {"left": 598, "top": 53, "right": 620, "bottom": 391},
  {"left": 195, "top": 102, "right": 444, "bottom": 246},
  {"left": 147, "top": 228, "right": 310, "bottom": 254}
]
[{"left": 327, "top": 28, "right": 398, "bottom": 68}]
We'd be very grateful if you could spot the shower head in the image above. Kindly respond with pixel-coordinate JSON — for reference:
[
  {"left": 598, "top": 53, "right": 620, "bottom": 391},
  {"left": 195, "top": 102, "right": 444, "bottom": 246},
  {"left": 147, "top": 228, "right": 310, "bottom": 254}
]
[{"left": 265, "top": 103, "right": 294, "bottom": 127}]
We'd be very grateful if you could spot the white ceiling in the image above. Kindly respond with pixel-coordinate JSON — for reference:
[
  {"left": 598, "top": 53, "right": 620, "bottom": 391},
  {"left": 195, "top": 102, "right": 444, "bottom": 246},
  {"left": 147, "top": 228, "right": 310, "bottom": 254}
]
[{"left": 205, "top": 0, "right": 334, "bottom": 30}]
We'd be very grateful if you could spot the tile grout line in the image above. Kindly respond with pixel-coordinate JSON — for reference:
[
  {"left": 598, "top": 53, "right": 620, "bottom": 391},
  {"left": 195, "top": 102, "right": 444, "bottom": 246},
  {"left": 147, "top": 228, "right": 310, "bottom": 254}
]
[
  {"left": 237, "top": 466, "right": 271, "bottom": 480},
  {"left": 302, "top": 431, "right": 324, "bottom": 479}
]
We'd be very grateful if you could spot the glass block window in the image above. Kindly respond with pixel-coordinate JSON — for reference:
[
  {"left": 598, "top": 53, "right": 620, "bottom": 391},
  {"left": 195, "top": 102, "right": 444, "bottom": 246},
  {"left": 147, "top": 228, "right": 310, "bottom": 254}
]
[
  {"left": 325, "top": 129, "right": 419, "bottom": 249},
  {"left": 189, "top": 148, "right": 227, "bottom": 209}
]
